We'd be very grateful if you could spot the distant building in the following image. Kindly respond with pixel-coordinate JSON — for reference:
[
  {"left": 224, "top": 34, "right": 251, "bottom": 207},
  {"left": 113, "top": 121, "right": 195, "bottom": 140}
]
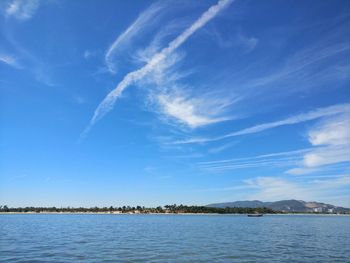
[{"left": 313, "top": 207, "right": 323, "bottom": 212}]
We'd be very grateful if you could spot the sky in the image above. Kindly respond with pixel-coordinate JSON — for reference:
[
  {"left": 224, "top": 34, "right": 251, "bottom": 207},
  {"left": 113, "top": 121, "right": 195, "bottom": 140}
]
[{"left": 0, "top": 0, "right": 349, "bottom": 208}]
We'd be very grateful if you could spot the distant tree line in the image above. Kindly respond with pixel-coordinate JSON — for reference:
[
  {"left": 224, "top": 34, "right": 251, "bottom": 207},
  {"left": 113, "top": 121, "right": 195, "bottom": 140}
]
[{"left": 0, "top": 204, "right": 276, "bottom": 214}]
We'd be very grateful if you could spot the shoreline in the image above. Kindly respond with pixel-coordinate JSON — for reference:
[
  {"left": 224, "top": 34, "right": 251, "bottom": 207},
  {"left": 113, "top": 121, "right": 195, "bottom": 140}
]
[{"left": 0, "top": 212, "right": 349, "bottom": 216}]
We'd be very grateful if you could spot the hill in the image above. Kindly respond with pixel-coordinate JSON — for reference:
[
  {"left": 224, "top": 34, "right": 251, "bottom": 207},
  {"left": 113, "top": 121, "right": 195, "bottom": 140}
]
[{"left": 207, "top": 199, "right": 350, "bottom": 213}]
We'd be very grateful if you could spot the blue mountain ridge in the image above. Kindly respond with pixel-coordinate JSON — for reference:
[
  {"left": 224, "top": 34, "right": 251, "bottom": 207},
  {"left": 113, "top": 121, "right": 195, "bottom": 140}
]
[{"left": 207, "top": 199, "right": 350, "bottom": 212}]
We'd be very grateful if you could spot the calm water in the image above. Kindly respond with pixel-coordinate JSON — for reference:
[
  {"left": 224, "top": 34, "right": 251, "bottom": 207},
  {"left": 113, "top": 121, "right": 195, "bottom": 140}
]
[{"left": 0, "top": 214, "right": 349, "bottom": 262}]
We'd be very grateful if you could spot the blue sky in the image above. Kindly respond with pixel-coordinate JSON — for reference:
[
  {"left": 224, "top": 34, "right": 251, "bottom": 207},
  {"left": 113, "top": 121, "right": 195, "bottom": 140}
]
[{"left": 1, "top": 0, "right": 349, "bottom": 207}]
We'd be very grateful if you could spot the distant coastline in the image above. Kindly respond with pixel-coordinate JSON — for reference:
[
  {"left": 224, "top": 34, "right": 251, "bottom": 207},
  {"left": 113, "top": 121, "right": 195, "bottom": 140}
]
[
  {"left": 0, "top": 205, "right": 274, "bottom": 215},
  {"left": 1, "top": 204, "right": 349, "bottom": 215},
  {"left": 1, "top": 212, "right": 349, "bottom": 216}
]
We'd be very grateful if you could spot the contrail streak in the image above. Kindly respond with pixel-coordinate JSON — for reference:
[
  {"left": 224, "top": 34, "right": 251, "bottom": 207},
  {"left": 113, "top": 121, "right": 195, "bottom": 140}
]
[
  {"left": 105, "top": 1, "right": 165, "bottom": 73},
  {"left": 81, "top": 0, "right": 233, "bottom": 138}
]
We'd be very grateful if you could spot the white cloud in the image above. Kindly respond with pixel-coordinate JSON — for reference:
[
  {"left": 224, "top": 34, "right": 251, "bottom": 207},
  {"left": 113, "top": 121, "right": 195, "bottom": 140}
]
[
  {"left": 83, "top": 0, "right": 233, "bottom": 137},
  {"left": 311, "top": 175, "right": 350, "bottom": 189},
  {"left": 283, "top": 114, "right": 350, "bottom": 174},
  {"left": 195, "top": 111, "right": 350, "bottom": 174},
  {"left": 5, "top": 0, "right": 39, "bottom": 21},
  {"left": 105, "top": 1, "right": 166, "bottom": 73},
  {"left": 83, "top": 50, "right": 95, "bottom": 60},
  {"left": 195, "top": 112, "right": 349, "bottom": 175},
  {"left": 286, "top": 167, "right": 320, "bottom": 175},
  {"left": 194, "top": 112, "right": 350, "bottom": 175},
  {"left": 0, "top": 53, "right": 20, "bottom": 68},
  {"left": 133, "top": 19, "right": 190, "bottom": 65},
  {"left": 302, "top": 114, "right": 350, "bottom": 168},
  {"left": 308, "top": 115, "right": 350, "bottom": 146},
  {"left": 207, "top": 25, "right": 258, "bottom": 53},
  {"left": 157, "top": 90, "right": 233, "bottom": 128},
  {"left": 141, "top": 51, "right": 185, "bottom": 86},
  {"left": 138, "top": 40, "right": 236, "bottom": 129},
  {"left": 237, "top": 32, "right": 258, "bottom": 53},
  {"left": 303, "top": 146, "right": 350, "bottom": 168},
  {"left": 244, "top": 177, "right": 307, "bottom": 201},
  {"left": 176, "top": 103, "right": 350, "bottom": 144},
  {"left": 287, "top": 162, "right": 350, "bottom": 176},
  {"left": 1, "top": 28, "right": 55, "bottom": 86}
]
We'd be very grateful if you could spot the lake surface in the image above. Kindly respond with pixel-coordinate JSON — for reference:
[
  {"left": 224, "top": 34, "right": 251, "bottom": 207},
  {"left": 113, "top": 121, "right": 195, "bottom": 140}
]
[{"left": 0, "top": 214, "right": 349, "bottom": 262}]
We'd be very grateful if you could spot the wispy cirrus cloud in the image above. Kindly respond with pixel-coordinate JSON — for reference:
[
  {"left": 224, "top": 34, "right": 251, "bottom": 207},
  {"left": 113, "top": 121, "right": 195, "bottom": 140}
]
[
  {"left": 195, "top": 110, "right": 350, "bottom": 175},
  {"left": 237, "top": 33, "right": 258, "bottom": 53},
  {"left": 209, "top": 27, "right": 258, "bottom": 53},
  {"left": 203, "top": 29, "right": 350, "bottom": 121},
  {"left": 308, "top": 114, "right": 350, "bottom": 147},
  {"left": 286, "top": 163, "right": 350, "bottom": 176},
  {"left": 196, "top": 109, "right": 350, "bottom": 175},
  {"left": 133, "top": 19, "right": 191, "bottom": 66},
  {"left": 83, "top": 50, "right": 98, "bottom": 60},
  {"left": 175, "top": 103, "right": 350, "bottom": 144},
  {"left": 198, "top": 148, "right": 310, "bottom": 172},
  {"left": 207, "top": 141, "right": 236, "bottom": 154},
  {"left": 303, "top": 146, "right": 350, "bottom": 168},
  {"left": 1, "top": 27, "right": 55, "bottom": 86},
  {"left": 138, "top": 48, "right": 237, "bottom": 129},
  {"left": 243, "top": 176, "right": 308, "bottom": 201},
  {"left": 82, "top": 0, "right": 234, "bottom": 137},
  {"left": 0, "top": 53, "right": 20, "bottom": 68},
  {"left": 4, "top": 0, "right": 39, "bottom": 21},
  {"left": 1, "top": 0, "right": 56, "bottom": 86},
  {"left": 105, "top": 1, "right": 167, "bottom": 74},
  {"left": 156, "top": 89, "right": 234, "bottom": 129},
  {"left": 286, "top": 113, "right": 350, "bottom": 174},
  {"left": 244, "top": 40, "right": 350, "bottom": 92}
]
